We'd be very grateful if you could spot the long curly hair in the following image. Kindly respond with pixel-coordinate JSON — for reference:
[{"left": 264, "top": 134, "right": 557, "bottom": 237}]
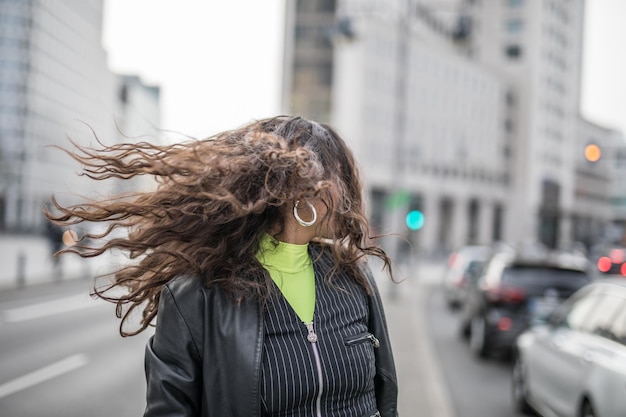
[{"left": 46, "top": 115, "right": 392, "bottom": 336}]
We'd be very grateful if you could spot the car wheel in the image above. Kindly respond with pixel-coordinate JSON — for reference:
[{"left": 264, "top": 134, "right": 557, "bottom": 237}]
[
  {"left": 581, "top": 400, "right": 596, "bottom": 417},
  {"left": 469, "top": 315, "right": 490, "bottom": 358},
  {"left": 511, "top": 354, "right": 535, "bottom": 415}
]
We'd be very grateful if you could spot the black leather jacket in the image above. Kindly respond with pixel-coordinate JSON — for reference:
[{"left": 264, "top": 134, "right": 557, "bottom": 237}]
[{"left": 143, "top": 250, "right": 398, "bottom": 417}]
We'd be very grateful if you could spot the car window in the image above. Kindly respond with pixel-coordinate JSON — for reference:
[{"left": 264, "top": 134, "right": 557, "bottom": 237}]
[
  {"left": 501, "top": 266, "right": 590, "bottom": 290},
  {"left": 500, "top": 267, "right": 591, "bottom": 299},
  {"left": 558, "top": 292, "right": 603, "bottom": 331},
  {"left": 465, "top": 261, "right": 484, "bottom": 284},
  {"left": 610, "top": 304, "right": 626, "bottom": 345},
  {"left": 583, "top": 294, "right": 624, "bottom": 338}
]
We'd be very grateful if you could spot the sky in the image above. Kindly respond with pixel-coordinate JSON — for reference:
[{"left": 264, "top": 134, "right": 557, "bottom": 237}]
[
  {"left": 579, "top": 0, "right": 626, "bottom": 136},
  {"left": 102, "top": 0, "right": 626, "bottom": 139},
  {"left": 102, "top": 0, "right": 285, "bottom": 138}
]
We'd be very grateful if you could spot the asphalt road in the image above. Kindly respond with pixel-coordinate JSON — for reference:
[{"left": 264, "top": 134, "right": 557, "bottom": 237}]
[
  {"left": 0, "top": 278, "right": 150, "bottom": 417},
  {"left": 1, "top": 269, "right": 532, "bottom": 417},
  {"left": 424, "top": 282, "right": 528, "bottom": 417}
]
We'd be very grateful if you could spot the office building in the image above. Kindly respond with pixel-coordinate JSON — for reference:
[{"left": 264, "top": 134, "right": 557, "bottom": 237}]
[
  {"left": 283, "top": 0, "right": 614, "bottom": 255},
  {"left": 464, "top": 0, "right": 587, "bottom": 249},
  {"left": 282, "top": 0, "right": 337, "bottom": 122},
  {"left": 332, "top": 3, "right": 508, "bottom": 255},
  {"left": 573, "top": 117, "right": 614, "bottom": 248},
  {"left": 113, "top": 74, "right": 161, "bottom": 194},
  {"left": 0, "top": 0, "right": 115, "bottom": 232}
]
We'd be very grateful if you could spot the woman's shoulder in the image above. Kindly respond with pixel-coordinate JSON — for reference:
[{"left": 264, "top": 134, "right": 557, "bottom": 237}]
[
  {"left": 162, "top": 273, "right": 261, "bottom": 310},
  {"left": 159, "top": 275, "right": 209, "bottom": 321},
  {"left": 165, "top": 274, "right": 206, "bottom": 298},
  {"left": 159, "top": 275, "right": 235, "bottom": 336}
]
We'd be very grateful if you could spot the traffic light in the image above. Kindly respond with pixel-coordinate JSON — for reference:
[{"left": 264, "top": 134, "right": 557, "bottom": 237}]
[
  {"left": 405, "top": 210, "right": 425, "bottom": 231},
  {"left": 584, "top": 143, "right": 601, "bottom": 162}
]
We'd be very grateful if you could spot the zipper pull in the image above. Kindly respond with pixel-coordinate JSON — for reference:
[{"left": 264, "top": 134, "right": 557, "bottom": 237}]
[
  {"left": 368, "top": 334, "right": 380, "bottom": 348},
  {"left": 306, "top": 322, "right": 318, "bottom": 343}
]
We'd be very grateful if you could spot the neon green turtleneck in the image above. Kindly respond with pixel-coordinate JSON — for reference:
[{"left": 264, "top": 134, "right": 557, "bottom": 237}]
[{"left": 256, "top": 234, "right": 315, "bottom": 323}]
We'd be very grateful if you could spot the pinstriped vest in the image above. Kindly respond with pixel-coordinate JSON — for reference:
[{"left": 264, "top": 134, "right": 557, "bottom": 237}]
[{"left": 260, "top": 247, "right": 379, "bottom": 417}]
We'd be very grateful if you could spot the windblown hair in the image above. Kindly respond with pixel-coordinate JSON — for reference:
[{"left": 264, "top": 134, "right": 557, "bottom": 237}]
[{"left": 47, "top": 115, "right": 392, "bottom": 336}]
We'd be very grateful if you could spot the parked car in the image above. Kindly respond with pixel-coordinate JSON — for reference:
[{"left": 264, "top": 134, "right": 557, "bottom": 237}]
[
  {"left": 512, "top": 279, "right": 626, "bottom": 417},
  {"left": 442, "top": 245, "right": 491, "bottom": 309},
  {"left": 460, "top": 244, "right": 592, "bottom": 358}
]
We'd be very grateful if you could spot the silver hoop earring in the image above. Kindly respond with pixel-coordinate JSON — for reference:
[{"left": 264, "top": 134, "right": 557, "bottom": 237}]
[{"left": 293, "top": 200, "right": 317, "bottom": 227}]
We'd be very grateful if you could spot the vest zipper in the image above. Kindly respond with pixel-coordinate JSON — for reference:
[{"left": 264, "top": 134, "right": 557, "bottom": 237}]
[
  {"left": 344, "top": 332, "right": 380, "bottom": 348},
  {"left": 305, "top": 321, "right": 323, "bottom": 417}
]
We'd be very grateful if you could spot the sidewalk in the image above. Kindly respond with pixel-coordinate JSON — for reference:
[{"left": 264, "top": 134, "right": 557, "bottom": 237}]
[
  {"left": 373, "top": 258, "right": 455, "bottom": 417},
  {"left": 0, "top": 234, "right": 118, "bottom": 290}
]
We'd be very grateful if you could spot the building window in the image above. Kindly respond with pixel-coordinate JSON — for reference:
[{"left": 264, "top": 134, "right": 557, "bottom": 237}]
[
  {"left": 505, "top": 90, "right": 516, "bottom": 106},
  {"left": 319, "top": 63, "right": 332, "bottom": 84},
  {"left": 505, "top": 18, "right": 524, "bottom": 32},
  {"left": 505, "top": 45, "right": 522, "bottom": 59},
  {"left": 615, "top": 150, "right": 626, "bottom": 168},
  {"left": 467, "top": 199, "right": 480, "bottom": 244},
  {"left": 297, "top": 0, "right": 335, "bottom": 13},
  {"left": 369, "top": 188, "right": 387, "bottom": 234},
  {"left": 492, "top": 204, "right": 503, "bottom": 241}
]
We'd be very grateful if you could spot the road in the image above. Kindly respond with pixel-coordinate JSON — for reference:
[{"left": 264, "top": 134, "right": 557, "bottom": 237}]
[
  {"left": 424, "top": 280, "right": 528, "bottom": 417},
  {"left": 1, "top": 266, "right": 530, "bottom": 417},
  {"left": 0, "top": 278, "right": 150, "bottom": 417}
]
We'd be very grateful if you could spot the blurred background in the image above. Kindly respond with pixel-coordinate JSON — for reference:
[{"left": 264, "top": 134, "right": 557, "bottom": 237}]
[{"left": 1, "top": 0, "right": 625, "bottom": 416}]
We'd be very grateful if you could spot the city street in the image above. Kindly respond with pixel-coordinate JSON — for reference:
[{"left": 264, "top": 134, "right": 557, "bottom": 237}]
[
  {"left": 1, "top": 0, "right": 623, "bottom": 415},
  {"left": 0, "top": 263, "right": 526, "bottom": 416},
  {"left": 381, "top": 259, "right": 527, "bottom": 417},
  {"left": 0, "top": 278, "right": 151, "bottom": 417},
  {"left": 424, "top": 281, "right": 526, "bottom": 417}
]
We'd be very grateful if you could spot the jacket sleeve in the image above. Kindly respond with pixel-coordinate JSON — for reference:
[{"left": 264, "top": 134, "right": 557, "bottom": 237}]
[
  {"left": 143, "top": 283, "right": 203, "bottom": 417},
  {"left": 363, "top": 263, "right": 399, "bottom": 417}
]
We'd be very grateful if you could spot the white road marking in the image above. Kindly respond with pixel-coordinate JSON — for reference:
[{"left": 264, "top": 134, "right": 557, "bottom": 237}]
[
  {"left": 1, "top": 293, "right": 101, "bottom": 323},
  {"left": 0, "top": 354, "right": 88, "bottom": 399}
]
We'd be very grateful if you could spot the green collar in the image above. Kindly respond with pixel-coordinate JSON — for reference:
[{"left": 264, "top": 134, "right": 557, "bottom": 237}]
[{"left": 256, "top": 234, "right": 311, "bottom": 273}]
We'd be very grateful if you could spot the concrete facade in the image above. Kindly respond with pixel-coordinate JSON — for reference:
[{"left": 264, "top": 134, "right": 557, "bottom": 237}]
[
  {"left": 606, "top": 131, "right": 626, "bottom": 244},
  {"left": 278, "top": 0, "right": 617, "bottom": 256},
  {"left": 465, "top": 0, "right": 586, "bottom": 250},
  {"left": 0, "top": 0, "right": 115, "bottom": 233},
  {"left": 0, "top": 1, "right": 161, "bottom": 240},
  {"left": 112, "top": 74, "right": 161, "bottom": 195},
  {"left": 572, "top": 117, "right": 615, "bottom": 248},
  {"left": 331, "top": 2, "right": 509, "bottom": 256},
  {"left": 281, "top": 0, "right": 337, "bottom": 122}
]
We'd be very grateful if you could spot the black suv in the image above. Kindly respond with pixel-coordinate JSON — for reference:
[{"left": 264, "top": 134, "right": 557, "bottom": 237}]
[{"left": 459, "top": 244, "right": 592, "bottom": 358}]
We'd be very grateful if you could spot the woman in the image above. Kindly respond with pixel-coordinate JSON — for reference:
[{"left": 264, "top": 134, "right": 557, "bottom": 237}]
[{"left": 47, "top": 115, "right": 398, "bottom": 417}]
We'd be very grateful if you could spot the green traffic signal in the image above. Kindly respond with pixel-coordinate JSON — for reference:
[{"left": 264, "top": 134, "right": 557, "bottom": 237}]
[{"left": 405, "top": 210, "right": 425, "bottom": 230}]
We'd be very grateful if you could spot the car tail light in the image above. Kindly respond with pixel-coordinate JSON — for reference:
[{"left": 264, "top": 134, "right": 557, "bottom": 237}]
[
  {"left": 485, "top": 285, "right": 526, "bottom": 303},
  {"left": 621, "top": 263, "right": 626, "bottom": 277},
  {"left": 598, "top": 256, "right": 612, "bottom": 273},
  {"left": 610, "top": 249, "right": 625, "bottom": 264},
  {"left": 498, "top": 317, "right": 512, "bottom": 331}
]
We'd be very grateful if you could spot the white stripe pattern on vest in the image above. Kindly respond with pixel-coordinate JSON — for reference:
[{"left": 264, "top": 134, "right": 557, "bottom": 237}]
[{"left": 261, "top": 250, "right": 379, "bottom": 417}]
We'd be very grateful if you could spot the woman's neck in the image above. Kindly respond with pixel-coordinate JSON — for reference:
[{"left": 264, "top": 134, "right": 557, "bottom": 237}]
[{"left": 273, "top": 221, "right": 316, "bottom": 245}]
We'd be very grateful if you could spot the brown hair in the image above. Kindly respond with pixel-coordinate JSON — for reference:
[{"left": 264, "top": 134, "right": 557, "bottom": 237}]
[{"left": 46, "top": 115, "right": 391, "bottom": 335}]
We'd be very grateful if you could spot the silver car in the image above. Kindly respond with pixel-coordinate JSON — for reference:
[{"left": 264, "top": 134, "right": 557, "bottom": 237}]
[
  {"left": 512, "top": 279, "right": 626, "bottom": 417},
  {"left": 442, "top": 245, "right": 490, "bottom": 309}
]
